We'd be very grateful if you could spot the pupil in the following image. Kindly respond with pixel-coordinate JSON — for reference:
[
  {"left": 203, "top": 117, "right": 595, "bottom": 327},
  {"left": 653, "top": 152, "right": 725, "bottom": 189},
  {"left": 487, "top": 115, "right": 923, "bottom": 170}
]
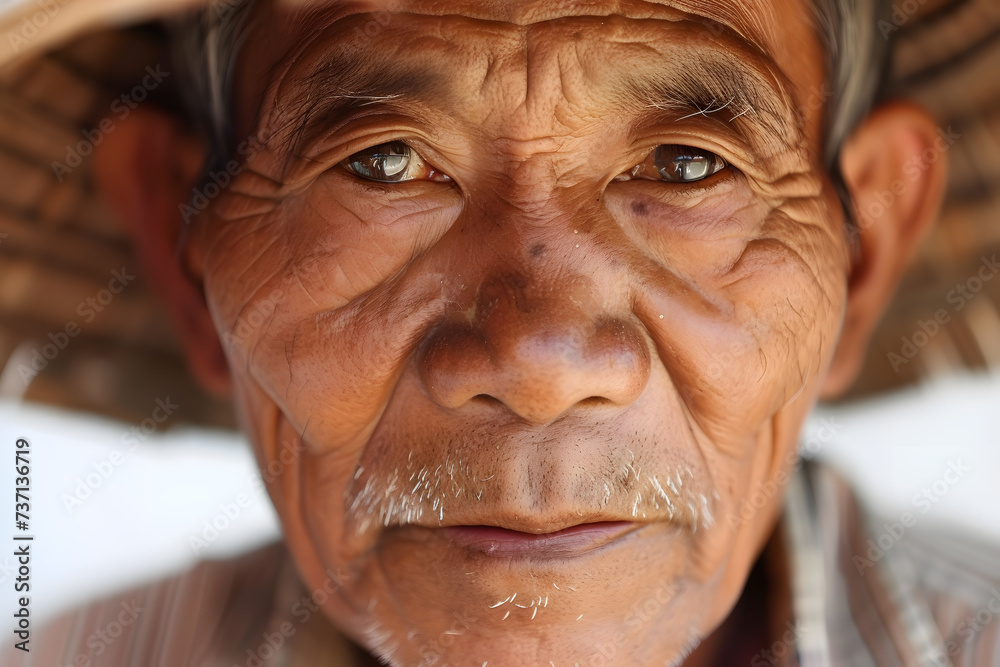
[
  {"left": 654, "top": 146, "right": 715, "bottom": 182},
  {"left": 677, "top": 156, "right": 710, "bottom": 181},
  {"left": 348, "top": 141, "right": 411, "bottom": 181},
  {"left": 374, "top": 142, "right": 409, "bottom": 178}
]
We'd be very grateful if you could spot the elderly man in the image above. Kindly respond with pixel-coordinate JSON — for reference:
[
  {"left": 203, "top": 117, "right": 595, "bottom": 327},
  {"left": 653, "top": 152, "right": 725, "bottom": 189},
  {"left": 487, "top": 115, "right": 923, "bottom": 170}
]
[{"left": 7, "top": 0, "right": 999, "bottom": 664}]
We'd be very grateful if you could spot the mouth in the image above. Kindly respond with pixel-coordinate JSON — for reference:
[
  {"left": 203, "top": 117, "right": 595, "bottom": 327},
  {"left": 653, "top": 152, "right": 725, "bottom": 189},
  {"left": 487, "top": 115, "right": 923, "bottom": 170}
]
[{"left": 441, "top": 521, "right": 642, "bottom": 557}]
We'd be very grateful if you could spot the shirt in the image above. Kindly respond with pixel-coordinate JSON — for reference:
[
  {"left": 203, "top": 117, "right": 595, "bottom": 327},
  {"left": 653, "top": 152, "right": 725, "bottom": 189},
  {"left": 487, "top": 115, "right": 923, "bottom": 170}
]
[{"left": 5, "top": 460, "right": 999, "bottom": 667}]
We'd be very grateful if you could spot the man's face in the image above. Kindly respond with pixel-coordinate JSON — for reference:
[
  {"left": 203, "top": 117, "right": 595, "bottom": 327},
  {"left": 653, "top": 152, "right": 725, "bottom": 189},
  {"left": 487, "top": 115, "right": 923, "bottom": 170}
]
[{"left": 193, "top": 0, "right": 846, "bottom": 662}]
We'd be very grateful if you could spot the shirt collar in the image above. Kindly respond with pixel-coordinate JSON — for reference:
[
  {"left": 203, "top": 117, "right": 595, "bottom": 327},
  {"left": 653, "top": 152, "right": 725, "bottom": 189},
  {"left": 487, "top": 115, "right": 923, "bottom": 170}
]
[{"left": 782, "top": 459, "right": 953, "bottom": 667}]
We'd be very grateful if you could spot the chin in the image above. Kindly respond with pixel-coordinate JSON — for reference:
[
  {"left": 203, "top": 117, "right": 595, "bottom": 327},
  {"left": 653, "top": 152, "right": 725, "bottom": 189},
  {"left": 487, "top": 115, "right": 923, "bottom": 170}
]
[{"left": 290, "top": 504, "right": 731, "bottom": 667}]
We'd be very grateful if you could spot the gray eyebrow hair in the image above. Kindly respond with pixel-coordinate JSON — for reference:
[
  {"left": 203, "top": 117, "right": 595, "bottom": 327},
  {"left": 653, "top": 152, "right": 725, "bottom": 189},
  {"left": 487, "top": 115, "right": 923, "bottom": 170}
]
[
  {"left": 613, "top": 52, "right": 807, "bottom": 162},
  {"left": 273, "top": 58, "right": 802, "bottom": 172},
  {"left": 264, "top": 55, "right": 451, "bottom": 165},
  {"left": 263, "top": 19, "right": 805, "bottom": 171}
]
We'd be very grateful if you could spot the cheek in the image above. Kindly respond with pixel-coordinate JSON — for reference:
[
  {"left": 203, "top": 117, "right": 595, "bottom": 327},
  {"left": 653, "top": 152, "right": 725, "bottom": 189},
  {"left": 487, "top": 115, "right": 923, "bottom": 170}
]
[
  {"left": 604, "top": 175, "right": 763, "bottom": 279},
  {"left": 284, "top": 174, "right": 463, "bottom": 304},
  {"left": 200, "top": 175, "right": 463, "bottom": 407},
  {"left": 207, "top": 173, "right": 462, "bottom": 312},
  {"left": 620, "top": 190, "right": 848, "bottom": 444}
]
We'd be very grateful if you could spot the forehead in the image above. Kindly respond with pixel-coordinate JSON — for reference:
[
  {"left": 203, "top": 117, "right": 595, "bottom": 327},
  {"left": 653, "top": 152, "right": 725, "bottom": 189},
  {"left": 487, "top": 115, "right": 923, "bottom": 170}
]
[
  {"left": 240, "top": 0, "right": 825, "bottom": 140},
  {"left": 268, "top": 0, "right": 794, "bottom": 52}
]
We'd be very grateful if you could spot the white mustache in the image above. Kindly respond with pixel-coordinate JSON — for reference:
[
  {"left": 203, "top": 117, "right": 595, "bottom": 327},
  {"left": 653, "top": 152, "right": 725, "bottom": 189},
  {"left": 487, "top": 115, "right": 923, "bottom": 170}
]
[{"left": 345, "top": 448, "right": 717, "bottom": 534}]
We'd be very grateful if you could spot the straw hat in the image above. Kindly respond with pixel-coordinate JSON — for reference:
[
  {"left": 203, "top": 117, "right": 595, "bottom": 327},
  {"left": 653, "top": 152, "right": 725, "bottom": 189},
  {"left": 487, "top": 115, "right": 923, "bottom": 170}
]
[
  {"left": 0, "top": 0, "right": 231, "bottom": 427},
  {"left": 0, "top": 0, "right": 997, "bottom": 427},
  {"left": 854, "top": 0, "right": 1000, "bottom": 397}
]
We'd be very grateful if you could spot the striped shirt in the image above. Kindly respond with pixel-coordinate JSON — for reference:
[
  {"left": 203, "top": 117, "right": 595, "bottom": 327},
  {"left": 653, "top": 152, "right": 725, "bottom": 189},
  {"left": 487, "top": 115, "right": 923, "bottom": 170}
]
[{"left": 4, "top": 460, "right": 999, "bottom": 666}]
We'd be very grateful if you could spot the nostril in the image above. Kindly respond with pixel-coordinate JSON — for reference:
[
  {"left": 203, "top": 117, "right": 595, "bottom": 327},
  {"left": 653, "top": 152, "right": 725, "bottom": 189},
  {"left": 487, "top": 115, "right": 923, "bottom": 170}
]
[
  {"left": 463, "top": 393, "right": 508, "bottom": 414},
  {"left": 470, "top": 392, "right": 616, "bottom": 421},
  {"left": 419, "top": 308, "right": 651, "bottom": 423},
  {"left": 576, "top": 396, "right": 614, "bottom": 409}
]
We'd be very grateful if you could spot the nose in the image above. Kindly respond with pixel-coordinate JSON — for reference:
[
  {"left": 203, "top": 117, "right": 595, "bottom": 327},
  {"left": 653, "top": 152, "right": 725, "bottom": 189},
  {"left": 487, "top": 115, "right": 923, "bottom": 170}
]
[{"left": 418, "top": 271, "right": 651, "bottom": 426}]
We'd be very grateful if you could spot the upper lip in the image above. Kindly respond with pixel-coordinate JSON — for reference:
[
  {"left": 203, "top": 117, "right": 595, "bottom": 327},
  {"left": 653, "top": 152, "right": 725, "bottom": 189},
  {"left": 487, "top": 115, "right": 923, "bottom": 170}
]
[
  {"left": 436, "top": 515, "right": 638, "bottom": 534},
  {"left": 431, "top": 521, "right": 647, "bottom": 556},
  {"left": 390, "top": 508, "right": 679, "bottom": 535},
  {"left": 346, "top": 482, "right": 707, "bottom": 535},
  {"left": 345, "top": 445, "right": 710, "bottom": 535}
]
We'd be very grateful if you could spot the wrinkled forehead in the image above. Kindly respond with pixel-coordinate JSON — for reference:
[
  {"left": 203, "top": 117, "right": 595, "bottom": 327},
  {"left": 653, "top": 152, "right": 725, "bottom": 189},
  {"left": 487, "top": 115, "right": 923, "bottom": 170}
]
[
  {"left": 235, "top": 0, "right": 823, "bottom": 154},
  {"left": 267, "top": 0, "right": 786, "bottom": 51}
]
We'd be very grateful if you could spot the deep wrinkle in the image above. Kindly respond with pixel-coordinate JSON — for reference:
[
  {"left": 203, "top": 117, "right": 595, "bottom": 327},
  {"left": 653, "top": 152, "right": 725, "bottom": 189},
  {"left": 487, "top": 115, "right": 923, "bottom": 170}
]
[
  {"left": 258, "top": 16, "right": 806, "bottom": 184},
  {"left": 191, "top": 0, "right": 852, "bottom": 664}
]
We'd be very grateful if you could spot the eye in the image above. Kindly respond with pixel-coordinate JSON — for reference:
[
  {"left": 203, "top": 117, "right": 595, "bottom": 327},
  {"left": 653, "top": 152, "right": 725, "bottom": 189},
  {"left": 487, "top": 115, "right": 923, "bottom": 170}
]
[
  {"left": 616, "top": 145, "right": 727, "bottom": 184},
  {"left": 341, "top": 141, "right": 451, "bottom": 183}
]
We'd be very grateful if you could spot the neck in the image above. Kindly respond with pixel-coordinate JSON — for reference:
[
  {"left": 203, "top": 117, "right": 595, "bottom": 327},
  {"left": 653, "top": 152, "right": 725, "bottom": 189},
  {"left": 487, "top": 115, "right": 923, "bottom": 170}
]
[{"left": 681, "top": 522, "right": 795, "bottom": 667}]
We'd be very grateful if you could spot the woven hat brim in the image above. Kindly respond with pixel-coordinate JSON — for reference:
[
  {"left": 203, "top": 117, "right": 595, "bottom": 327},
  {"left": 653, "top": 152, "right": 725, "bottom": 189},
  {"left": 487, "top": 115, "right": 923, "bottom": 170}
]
[{"left": 0, "top": 0, "right": 204, "bottom": 67}]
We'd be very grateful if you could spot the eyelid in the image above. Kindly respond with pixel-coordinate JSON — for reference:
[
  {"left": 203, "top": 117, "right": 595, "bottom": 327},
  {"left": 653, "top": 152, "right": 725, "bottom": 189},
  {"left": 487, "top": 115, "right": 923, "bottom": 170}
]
[
  {"left": 618, "top": 143, "right": 730, "bottom": 184},
  {"left": 632, "top": 106, "right": 774, "bottom": 170},
  {"left": 609, "top": 164, "right": 743, "bottom": 211},
  {"left": 340, "top": 140, "right": 452, "bottom": 184},
  {"left": 639, "top": 99, "right": 786, "bottom": 157},
  {"left": 291, "top": 107, "right": 466, "bottom": 176}
]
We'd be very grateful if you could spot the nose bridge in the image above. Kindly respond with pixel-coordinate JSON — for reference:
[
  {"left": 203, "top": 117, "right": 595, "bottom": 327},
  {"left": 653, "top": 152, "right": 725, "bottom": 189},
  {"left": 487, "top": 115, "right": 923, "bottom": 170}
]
[
  {"left": 478, "top": 267, "right": 593, "bottom": 338},
  {"left": 478, "top": 32, "right": 605, "bottom": 201},
  {"left": 480, "top": 136, "right": 594, "bottom": 219},
  {"left": 418, "top": 196, "right": 651, "bottom": 426},
  {"left": 410, "top": 57, "right": 657, "bottom": 423},
  {"left": 468, "top": 185, "right": 611, "bottom": 317}
]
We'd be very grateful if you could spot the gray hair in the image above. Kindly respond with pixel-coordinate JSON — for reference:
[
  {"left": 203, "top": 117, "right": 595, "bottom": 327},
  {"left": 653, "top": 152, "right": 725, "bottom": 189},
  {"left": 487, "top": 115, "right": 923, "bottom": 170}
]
[
  {"left": 813, "top": 0, "right": 892, "bottom": 165},
  {"left": 168, "top": 0, "right": 254, "bottom": 171},
  {"left": 811, "top": 0, "right": 892, "bottom": 227},
  {"left": 170, "top": 0, "right": 890, "bottom": 217}
]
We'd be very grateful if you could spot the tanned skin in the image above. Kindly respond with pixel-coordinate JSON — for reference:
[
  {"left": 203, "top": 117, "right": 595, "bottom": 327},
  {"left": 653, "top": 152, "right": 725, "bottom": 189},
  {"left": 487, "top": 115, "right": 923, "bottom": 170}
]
[{"left": 94, "top": 1, "right": 947, "bottom": 663}]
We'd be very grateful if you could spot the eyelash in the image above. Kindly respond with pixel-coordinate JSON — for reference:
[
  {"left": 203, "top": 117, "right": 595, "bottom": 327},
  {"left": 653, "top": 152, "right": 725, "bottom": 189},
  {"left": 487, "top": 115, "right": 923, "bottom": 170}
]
[
  {"left": 340, "top": 140, "right": 451, "bottom": 184},
  {"left": 614, "top": 145, "right": 729, "bottom": 185},
  {"left": 340, "top": 141, "right": 730, "bottom": 187}
]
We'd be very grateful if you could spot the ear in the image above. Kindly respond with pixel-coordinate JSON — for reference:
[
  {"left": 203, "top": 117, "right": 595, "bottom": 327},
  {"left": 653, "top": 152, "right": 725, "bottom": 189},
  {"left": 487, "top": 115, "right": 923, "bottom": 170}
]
[
  {"left": 820, "top": 101, "right": 948, "bottom": 398},
  {"left": 92, "top": 106, "right": 232, "bottom": 397}
]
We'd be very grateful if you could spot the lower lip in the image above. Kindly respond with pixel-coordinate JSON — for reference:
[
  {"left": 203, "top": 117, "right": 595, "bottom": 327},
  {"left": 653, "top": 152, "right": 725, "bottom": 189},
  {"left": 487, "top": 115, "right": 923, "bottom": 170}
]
[{"left": 442, "top": 522, "right": 639, "bottom": 557}]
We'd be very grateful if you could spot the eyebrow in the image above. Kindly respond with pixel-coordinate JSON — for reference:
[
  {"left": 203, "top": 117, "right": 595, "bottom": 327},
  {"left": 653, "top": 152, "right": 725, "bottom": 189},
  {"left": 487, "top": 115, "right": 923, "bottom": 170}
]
[
  {"left": 270, "top": 18, "right": 806, "bottom": 167},
  {"left": 269, "top": 56, "right": 451, "bottom": 163},
  {"left": 611, "top": 36, "right": 806, "bottom": 162}
]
